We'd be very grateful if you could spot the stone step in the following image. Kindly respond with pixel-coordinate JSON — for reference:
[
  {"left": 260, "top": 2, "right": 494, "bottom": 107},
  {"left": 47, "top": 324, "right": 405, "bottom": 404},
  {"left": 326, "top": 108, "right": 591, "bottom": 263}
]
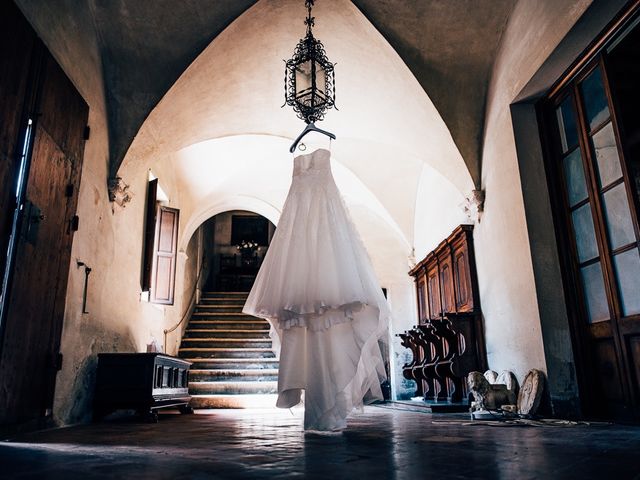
[
  {"left": 190, "top": 394, "right": 278, "bottom": 409},
  {"left": 199, "top": 296, "right": 247, "bottom": 302},
  {"left": 184, "top": 329, "right": 271, "bottom": 339},
  {"left": 189, "top": 381, "right": 278, "bottom": 395},
  {"left": 200, "top": 292, "right": 249, "bottom": 300},
  {"left": 198, "top": 300, "right": 246, "bottom": 304},
  {"left": 178, "top": 347, "right": 276, "bottom": 359},
  {"left": 195, "top": 305, "right": 245, "bottom": 313},
  {"left": 181, "top": 338, "right": 272, "bottom": 349},
  {"left": 189, "top": 369, "right": 279, "bottom": 382},
  {"left": 199, "top": 300, "right": 247, "bottom": 306},
  {"left": 200, "top": 290, "right": 249, "bottom": 297},
  {"left": 193, "top": 303, "right": 244, "bottom": 314},
  {"left": 187, "top": 321, "right": 269, "bottom": 330},
  {"left": 191, "top": 312, "right": 254, "bottom": 318},
  {"left": 184, "top": 358, "right": 279, "bottom": 370}
]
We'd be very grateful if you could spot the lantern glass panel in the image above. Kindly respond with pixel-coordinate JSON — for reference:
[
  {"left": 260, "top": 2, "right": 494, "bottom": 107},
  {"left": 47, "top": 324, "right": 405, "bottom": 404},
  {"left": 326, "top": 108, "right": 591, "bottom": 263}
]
[
  {"left": 295, "top": 60, "right": 313, "bottom": 96},
  {"left": 295, "top": 60, "right": 327, "bottom": 106}
]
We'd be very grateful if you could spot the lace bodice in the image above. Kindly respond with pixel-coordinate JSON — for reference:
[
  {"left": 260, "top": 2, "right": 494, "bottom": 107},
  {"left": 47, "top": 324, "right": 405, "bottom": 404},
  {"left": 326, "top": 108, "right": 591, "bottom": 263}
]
[{"left": 293, "top": 148, "right": 331, "bottom": 179}]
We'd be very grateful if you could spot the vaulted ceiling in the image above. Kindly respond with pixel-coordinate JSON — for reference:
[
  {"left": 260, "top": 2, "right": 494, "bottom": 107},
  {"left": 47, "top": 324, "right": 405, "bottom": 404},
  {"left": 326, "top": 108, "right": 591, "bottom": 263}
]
[{"left": 17, "top": 0, "right": 516, "bottom": 186}]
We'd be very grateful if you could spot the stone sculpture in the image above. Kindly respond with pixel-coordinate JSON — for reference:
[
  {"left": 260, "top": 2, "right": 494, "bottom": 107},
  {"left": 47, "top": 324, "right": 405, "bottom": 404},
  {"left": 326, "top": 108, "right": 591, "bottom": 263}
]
[
  {"left": 484, "top": 370, "right": 498, "bottom": 384},
  {"left": 496, "top": 370, "right": 519, "bottom": 397},
  {"left": 467, "top": 371, "right": 516, "bottom": 411},
  {"left": 468, "top": 368, "right": 545, "bottom": 418},
  {"left": 517, "top": 369, "right": 544, "bottom": 416}
]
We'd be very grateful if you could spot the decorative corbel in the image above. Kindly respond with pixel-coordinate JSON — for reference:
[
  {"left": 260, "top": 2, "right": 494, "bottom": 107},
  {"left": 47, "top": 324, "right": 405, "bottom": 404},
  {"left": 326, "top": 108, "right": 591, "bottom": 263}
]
[
  {"left": 460, "top": 189, "right": 485, "bottom": 223},
  {"left": 107, "top": 176, "right": 132, "bottom": 209}
]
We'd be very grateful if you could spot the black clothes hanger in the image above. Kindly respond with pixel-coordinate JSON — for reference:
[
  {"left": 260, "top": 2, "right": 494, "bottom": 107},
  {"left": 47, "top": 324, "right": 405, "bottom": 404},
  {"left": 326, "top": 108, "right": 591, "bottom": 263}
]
[{"left": 289, "top": 122, "right": 336, "bottom": 153}]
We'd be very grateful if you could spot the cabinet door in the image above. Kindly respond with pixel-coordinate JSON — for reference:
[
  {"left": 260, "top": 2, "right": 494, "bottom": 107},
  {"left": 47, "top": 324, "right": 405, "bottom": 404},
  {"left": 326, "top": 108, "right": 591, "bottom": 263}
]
[
  {"left": 426, "top": 263, "right": 442, "bottom": 319},
  {"left": 417, "top": 274, "right": 428, "bottom": 323},
  {"left": 439, "top": 249, "right": 456, "bottom": 313},
  {"left": 452, "top": 239, "right": 474, "bottom": 312}
]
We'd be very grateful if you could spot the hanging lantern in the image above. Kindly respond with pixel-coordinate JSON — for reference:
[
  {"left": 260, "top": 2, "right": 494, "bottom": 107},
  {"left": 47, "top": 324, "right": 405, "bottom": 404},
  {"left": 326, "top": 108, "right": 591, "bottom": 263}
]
[{"left": 284, "top": 0, "right": 336, "bottom": 124}]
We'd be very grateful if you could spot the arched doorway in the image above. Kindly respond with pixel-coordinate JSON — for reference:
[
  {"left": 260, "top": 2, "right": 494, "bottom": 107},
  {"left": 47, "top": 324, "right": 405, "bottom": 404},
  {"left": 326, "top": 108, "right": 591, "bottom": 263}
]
[{"left": 201, "top": 210, "right": 276, "bottom": 292}]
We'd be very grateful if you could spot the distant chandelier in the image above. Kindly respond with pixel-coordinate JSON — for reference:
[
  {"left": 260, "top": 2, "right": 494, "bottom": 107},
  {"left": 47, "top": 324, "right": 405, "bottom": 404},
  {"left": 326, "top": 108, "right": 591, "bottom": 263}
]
[{"left": 284, "top": 0, "right": 336, "bottom": 124}]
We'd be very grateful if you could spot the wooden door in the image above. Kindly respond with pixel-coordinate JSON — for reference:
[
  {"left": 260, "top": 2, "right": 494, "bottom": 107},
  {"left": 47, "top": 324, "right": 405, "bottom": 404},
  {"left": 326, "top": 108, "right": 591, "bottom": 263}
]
[
  {"left": 0, "top": 1, "right": 37, "bottom": 283},
  {"left": 542, "top": 13, "right": 640, "bottom": 420},
  {"left": 0, "top": 19, "right": 88, "bottom": 428}
]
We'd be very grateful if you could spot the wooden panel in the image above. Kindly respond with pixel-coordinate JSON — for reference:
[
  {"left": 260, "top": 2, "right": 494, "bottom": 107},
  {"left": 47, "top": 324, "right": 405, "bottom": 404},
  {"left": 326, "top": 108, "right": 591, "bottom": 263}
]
[
  {"left": 151, "top": 206, "right": 179, "bottom": 305},
  {"left": 416, "top": 275, "right": 427, "bottom": 323},
  {"left": 426, "top": 262, "right": 441, "bottom": 319},
  {"left": 0, "top": 47, "right": 89, "bottom": 427},
  {"left": 626, "top": 332, "right": 640, "bottom": 401},
  {"left": 452, "top": 237, "right": 474, "bottom": 313},
  {"left": 438, "top": 248, "right": 455, "bottom": 314},
  {"left": 592, "top": 339, "right": 626, "bottom": 403},
  {"left": 0, "top": 1, "right": 37, "bottom": 279}
]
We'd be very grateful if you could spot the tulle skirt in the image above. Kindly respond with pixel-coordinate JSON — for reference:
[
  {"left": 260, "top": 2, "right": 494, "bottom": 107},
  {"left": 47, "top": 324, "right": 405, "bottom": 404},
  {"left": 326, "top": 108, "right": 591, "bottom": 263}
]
[{"left": 243, "top": 151, "right": 390, "bottom": 431}]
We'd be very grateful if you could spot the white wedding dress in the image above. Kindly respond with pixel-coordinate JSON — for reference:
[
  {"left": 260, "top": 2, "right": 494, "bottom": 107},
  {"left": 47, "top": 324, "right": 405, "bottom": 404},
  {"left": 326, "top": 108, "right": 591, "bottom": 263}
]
[{"left": 243, "top": 147, "right": 390, "bottom": 431}]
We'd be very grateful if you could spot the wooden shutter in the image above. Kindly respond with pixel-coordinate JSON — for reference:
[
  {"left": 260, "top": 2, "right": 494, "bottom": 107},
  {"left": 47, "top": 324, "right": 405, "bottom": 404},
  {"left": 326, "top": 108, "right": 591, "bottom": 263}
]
[
  {"left": 141, "top": 179, "right": 158, "bottom": 291},
  {"left": 150, "top": 205, "right": 179, "bottom": 305}
]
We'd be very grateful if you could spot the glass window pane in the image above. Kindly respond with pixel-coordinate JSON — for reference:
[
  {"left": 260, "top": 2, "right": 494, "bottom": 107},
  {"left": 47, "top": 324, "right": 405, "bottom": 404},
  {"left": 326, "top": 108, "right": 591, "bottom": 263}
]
[
  {"left": 580, "top": 261, "right": 610, "bottom": 323},
  {"left": 580, "top": 67, "right": 610, "bottom": 130},
  {"left": 613, "top": 248, "right": 640, "bottom": 317},
  {"left": 563, "top": 148, "right": 588, "bottom": 206},
  {"left": 602, "top": 183, "right": 636, "bottom": 249},
  {"left": 556, "top": 96, "right": 579, "bottom": 153},
  {"left": 593, "top": 122, "right": 622, "bottom": 187},
  {"left": 572, "top": 203, "right": 599, "bottom": 262}
]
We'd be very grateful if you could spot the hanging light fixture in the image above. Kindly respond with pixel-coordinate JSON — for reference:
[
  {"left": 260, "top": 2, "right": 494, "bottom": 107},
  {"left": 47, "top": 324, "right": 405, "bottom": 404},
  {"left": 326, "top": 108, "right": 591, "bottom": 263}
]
[{"left": 284, "top": 0, "right": 336, "bottom": 124}]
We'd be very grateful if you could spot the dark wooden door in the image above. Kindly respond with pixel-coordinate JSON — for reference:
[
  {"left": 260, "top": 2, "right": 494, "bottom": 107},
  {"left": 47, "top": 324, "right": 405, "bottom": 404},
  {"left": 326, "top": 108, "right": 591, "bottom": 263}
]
[
  {"left": 0, "top": 1, "right": 37, "bottom": 282},
  {"left": 542, "top": 13, "right": 640, "bottom": 420},
  {"left": 0, "top": 8, "right": 88, "bottom": 428}
]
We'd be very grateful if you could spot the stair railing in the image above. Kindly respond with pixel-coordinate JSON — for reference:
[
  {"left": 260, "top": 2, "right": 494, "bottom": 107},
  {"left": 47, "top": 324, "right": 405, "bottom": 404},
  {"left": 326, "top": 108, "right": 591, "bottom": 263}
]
[{"left": 164, "top": 261, "right": 205, "bottom": 353}]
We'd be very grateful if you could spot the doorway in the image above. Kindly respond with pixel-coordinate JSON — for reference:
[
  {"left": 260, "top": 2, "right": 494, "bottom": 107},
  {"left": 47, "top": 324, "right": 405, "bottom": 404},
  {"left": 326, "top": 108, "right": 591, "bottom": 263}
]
[
  {"left": 540, "top": 8, "right": 640, "bottom": 420},
  {"left": 202, "top": 211, "right": 275, "bottom": 292}
]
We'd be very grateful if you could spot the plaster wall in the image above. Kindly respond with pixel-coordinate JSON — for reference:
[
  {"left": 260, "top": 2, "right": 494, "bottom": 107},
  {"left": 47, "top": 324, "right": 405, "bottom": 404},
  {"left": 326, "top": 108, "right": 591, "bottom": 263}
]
[
  {"left": 413, "top": 164, "right": 470, "bottom": 260},
  {"left": 476, "top": 0, "right": 592, "bottom": 387}
]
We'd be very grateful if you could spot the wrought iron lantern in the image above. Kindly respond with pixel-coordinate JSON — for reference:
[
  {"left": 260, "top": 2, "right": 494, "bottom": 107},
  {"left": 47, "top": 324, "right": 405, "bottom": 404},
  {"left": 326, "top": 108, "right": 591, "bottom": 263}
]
[{"left": 284, "top": 0, "right": 336, "bottom": 124}]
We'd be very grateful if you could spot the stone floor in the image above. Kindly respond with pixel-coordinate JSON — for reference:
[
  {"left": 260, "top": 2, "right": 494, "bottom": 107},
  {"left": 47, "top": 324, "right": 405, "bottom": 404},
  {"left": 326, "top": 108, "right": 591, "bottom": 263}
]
[{"left": 1, "top": 405, "right": 639, "bottom": 479}]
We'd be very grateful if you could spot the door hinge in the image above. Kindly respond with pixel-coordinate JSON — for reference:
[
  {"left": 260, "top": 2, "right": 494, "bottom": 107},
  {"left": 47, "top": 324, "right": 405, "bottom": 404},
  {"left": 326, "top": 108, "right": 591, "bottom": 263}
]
[
  {"left": 65, "top": 184, "right": 74, "bottom": 197},
  {"left": 55, "top": 352, "right": 63, "bottom": 371},
  {"left": 83, "top": 125, "right": 90, "bottom": 140},
  {"left": 70, "top": 215, "right": 80, "bottom": 232}
]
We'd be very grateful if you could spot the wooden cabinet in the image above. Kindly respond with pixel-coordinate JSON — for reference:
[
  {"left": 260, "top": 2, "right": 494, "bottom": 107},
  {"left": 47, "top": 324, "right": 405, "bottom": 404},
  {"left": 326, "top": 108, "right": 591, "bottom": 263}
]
[
  {"left": 403, "top": 225, "right": 487, "bottom": 404},
  {"left": 94, "top": 353, "right": 192, "bottom": 422},
  {"left": 410, "top": 225, "right": 479, "bottom": 319}
]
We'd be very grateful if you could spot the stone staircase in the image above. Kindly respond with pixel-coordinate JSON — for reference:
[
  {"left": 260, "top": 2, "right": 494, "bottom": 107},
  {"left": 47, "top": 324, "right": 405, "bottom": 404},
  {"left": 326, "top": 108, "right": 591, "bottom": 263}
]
[{"left": 179, "top": 292, "right": 278, "bottom": 408}]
